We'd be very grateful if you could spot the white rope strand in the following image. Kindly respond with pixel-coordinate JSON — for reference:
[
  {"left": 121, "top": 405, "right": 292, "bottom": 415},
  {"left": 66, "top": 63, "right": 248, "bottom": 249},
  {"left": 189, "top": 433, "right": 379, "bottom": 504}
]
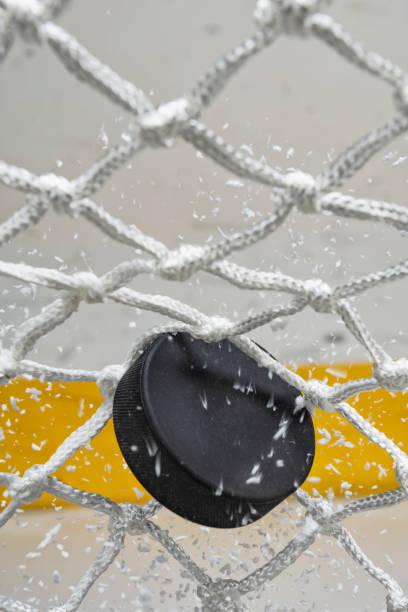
[{"left": 0, "top": 0, "right": 407, "bottom": 610}]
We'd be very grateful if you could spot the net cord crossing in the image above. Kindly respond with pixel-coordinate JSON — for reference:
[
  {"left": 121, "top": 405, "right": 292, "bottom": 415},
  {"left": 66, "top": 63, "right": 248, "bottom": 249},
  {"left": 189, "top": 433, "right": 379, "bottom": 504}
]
[{"left": 0, "top": 0, "right": 408, "bottom": 609}]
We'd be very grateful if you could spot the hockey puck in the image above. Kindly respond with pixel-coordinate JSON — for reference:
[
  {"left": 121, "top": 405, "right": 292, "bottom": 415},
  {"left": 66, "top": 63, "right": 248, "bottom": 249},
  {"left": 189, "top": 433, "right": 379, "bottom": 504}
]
[{"left": 113, "top": 332, "right": 315, "bottom": 528}]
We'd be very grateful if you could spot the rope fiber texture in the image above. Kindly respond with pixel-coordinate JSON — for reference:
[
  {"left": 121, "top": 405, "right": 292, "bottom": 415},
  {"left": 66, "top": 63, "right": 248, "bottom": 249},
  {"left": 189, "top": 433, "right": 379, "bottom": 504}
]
[{"left": 0, "top": 0, "right": 408, "bottom": 610}]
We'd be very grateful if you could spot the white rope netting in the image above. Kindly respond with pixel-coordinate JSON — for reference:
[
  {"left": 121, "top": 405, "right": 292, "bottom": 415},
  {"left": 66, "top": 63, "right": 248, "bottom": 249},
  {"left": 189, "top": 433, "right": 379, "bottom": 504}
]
[{"left": 0, "top": 0, "right": 407, "bottom": 609}]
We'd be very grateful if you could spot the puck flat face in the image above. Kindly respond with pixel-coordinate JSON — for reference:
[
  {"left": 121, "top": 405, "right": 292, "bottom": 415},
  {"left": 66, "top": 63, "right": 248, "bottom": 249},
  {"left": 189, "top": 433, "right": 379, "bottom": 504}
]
[{"left": 113, "top": 332, "right": 315, "bottom": 528}]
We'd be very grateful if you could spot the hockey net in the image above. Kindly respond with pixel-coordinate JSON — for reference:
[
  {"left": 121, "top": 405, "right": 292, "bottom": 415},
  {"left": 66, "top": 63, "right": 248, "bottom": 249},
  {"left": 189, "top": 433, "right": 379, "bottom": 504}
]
[{"left": 0, "top": 0, "right": 408, "bottom": 610}]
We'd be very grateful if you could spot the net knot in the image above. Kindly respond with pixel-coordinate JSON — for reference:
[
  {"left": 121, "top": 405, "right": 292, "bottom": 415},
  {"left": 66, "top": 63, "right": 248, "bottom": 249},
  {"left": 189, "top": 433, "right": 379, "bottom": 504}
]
[
  {"left": 3, "top": 0, "right": 43, "bottom": 44},
  {"left": 253, "top": 0, "right": 279, "bottom": 30},
  {"left": 8, "top": 464, "right": 47, "bottom": 504},
  {"left": 255, "top": 0, "right": 326, "bottom": 37},
  {"left": 386, "top": 593, "right": 408, "bottom": 612},
  {"left": 303, "top": 497, "right": 339, "bottom": 535},
  {"left": 197, "top": 579, "right": 243, "bottom": 611},
  {"left": 97, "top": 364, "right": 124, "bottom": 398},
  {"left": 73, "top": 271, "right": 105, "bottom": 303},
  {"left": 283, "top": 170, "right": 321, "bottom": 213},
  {"left": 304, "top": 379, "right": 335, "bottom": 412},
  {"left": 158, "top": 243, "right": 206, "bottom": 280},
  {"left": 195, "top": 316, "right": 233, "bottom": 343},
  {"left": 38, "top": 173, "right": 75, "bottom": 213},
  {"left": 373, "top": 358, "right": 408, "bottom": 392},
  {"left": 394, "top": 80, "right": 408, "bottom": 116},
  {"left": 303, "top": 278, "right": 333, "bottom": 313},
  {"left": 305, "top": 495, "right": 333, "bottom": 520},
  {"left": 112, "top": 503, "right": 148, "bottom": 536},
  {"left": 139, "top": 97, "right": 192, "bottom": 147},
  {"left": 0, "top": 349, "right": 18, "bottom": 385}
]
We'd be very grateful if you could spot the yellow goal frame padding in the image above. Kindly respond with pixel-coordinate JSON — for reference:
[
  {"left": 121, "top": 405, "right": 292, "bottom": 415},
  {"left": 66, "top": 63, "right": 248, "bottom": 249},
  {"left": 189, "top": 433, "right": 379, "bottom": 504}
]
[{"left": 1, "top": 363, "right": 407, "bottom": 510}]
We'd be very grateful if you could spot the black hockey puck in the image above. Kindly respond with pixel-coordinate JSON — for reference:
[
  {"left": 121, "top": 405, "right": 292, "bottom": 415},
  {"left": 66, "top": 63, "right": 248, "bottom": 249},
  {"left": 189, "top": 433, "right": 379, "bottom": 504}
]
[{"left": 113, "top": 332, "right": 315, "bottom": 528}]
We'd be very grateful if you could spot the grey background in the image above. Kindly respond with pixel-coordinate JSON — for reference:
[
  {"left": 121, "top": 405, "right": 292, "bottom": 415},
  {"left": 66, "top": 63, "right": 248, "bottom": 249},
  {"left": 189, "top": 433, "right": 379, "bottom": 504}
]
[
  {"left": 0, "top": 0, "right": 407, "bottom": 371},
  {"left": 0, "top": 2, "right": 407, "bottom": 611}
]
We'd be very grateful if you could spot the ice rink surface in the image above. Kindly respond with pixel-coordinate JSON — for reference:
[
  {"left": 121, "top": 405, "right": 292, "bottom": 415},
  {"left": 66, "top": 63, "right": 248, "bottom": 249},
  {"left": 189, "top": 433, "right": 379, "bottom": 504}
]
[
  {"left": 0, "top": 0, "right": 407, "bottom": 610},
  {"left": 2, "top": 502, "right": 408, "bottom": 611}
]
